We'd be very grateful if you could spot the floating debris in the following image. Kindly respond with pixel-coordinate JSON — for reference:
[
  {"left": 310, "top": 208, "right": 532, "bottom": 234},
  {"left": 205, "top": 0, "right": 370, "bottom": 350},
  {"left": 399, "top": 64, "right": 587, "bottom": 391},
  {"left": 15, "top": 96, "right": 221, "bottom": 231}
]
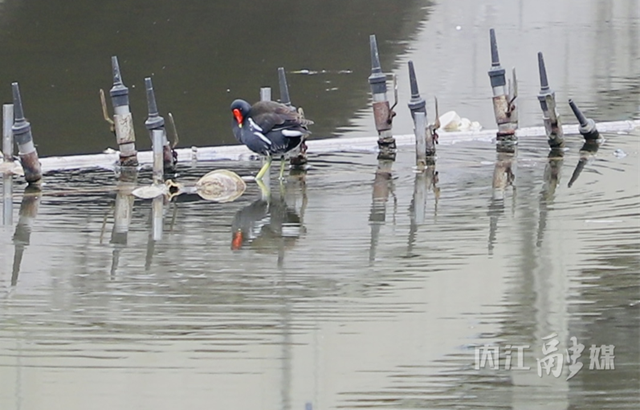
[
  {"left": 193, "top": 169, "right": 246, "bottom": 202},
  {"left": 289, "top": 69, "right": 352, "bottom": 75},
  {"left": 439, "top": 111, "right": 482, "bottom": 132},
  {"left": 613, "top": 149, "right": 627, "bottom": 158}
]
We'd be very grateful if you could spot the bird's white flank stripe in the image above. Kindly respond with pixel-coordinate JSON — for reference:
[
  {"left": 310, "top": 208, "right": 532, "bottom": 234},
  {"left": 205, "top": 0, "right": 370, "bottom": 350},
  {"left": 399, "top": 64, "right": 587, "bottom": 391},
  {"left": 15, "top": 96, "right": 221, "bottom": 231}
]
[
  {"left": 253, "top": 131, "right": 272, "bottom": 145},
  {"left": 282, "top": 129, "right": 303, "bottom": 137},
  {"left": 248, "top": 118, "right": 263, "bottom": 132}
]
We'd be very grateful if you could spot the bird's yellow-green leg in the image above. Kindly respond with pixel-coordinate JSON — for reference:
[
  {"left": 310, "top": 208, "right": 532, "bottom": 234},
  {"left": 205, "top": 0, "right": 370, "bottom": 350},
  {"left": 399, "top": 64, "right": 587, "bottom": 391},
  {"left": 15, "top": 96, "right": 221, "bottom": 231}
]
[
  {"left": 255, "top": 155, "right": 272, "bottom": 181},
  {"left": 256, "top": 178, "right": 270, "bottom": 200}
]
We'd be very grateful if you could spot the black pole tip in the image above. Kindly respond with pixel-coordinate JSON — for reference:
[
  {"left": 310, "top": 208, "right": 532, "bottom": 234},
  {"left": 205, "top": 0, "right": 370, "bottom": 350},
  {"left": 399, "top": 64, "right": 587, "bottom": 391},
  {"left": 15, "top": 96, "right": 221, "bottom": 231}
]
[
  {"left": 408, "top": 60, "right": 420, "bottom": 98},
  {"left": 145, "top": 77, "right": 158, "bottom": 116},
  {"left": 111, "top": 56, "right": 123, "bottom": 85},
  {"left": 568, "top": 99, "right": 589, "bottom": 127},
  {"left": 538, "top": 52, "right": 549, "bottom": 91},
  {"left": 11, "top": 82, "right": 25, "bottom": 121},
  {"left": 490, "top": 29, "right": 500, "bottom": 67},
  {"left": 369, "top": 34, "right": 382, "bottom": 74},
  {"left": 277, "top": 67, "right": 291, "bottom": 104}
]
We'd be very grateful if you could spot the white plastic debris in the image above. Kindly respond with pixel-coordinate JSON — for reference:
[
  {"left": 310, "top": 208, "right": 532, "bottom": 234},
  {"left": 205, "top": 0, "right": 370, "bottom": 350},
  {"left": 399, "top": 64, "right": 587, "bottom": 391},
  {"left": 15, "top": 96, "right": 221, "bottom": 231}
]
[
  {"left": 439, "top": 110, "right": 482, "bottom": 132},
  {"left": 613, "top": 149, "right": 627, "bottom": 158}
]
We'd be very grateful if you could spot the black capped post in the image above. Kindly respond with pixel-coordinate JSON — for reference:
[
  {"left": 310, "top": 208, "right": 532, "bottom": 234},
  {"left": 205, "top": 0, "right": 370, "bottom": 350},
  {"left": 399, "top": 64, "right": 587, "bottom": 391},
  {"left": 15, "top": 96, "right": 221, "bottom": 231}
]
[
  {"left": 369, "top": 34, "right": 396, "bottom": 156},
  {"left": 11, "top": 83, "right": 42, "bottom": 185},
  {"left": 537, "top": 52, "right": 564, "bottom": 148},
  {"left": 278, "top": 67, "right": 308, "bottom": 169},
  {"left": 144, "top": 77, "right": 176, "bottom": 178},
  {"left": 407, "top": 61, "right": 431, "bottom": 170},
  {"left": 487, "top": 29, "right": 518, "bottom": 149},
  {"left": 569, "top": 99, "right": 600, "bottom": 140},
  {"left": 109, "top": 56, "right": 138, "bottom": 166}
]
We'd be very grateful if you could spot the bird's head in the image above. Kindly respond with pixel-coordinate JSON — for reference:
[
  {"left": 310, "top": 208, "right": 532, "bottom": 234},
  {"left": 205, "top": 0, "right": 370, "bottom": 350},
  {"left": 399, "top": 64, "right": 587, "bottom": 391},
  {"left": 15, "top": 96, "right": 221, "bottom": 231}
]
[{"left": 230, "top": 99, "right": 252, "bottom": 129}]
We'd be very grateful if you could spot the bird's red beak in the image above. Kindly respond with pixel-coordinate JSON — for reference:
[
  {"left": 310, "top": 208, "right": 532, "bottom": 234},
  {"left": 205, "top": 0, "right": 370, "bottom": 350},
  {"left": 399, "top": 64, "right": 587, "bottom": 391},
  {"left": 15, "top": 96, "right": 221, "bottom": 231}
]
[
  {"left": 233, "top": 108, "right": 243, "bottom": 128},
  {"left": 232, "top": 230, "right": 243, "bottom": 250}
]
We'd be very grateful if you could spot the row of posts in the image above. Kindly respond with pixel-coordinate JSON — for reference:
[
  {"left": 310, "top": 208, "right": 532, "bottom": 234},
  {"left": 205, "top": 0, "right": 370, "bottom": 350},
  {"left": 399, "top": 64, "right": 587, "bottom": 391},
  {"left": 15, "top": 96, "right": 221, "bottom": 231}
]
[{"left": 367, "top": 30, "right": 601, "bottom": 167}]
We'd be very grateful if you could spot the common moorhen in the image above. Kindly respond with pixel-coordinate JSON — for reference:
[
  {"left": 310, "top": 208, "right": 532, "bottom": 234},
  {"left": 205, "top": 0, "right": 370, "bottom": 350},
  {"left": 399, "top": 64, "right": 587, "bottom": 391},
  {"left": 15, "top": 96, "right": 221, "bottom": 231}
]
[{"left": 230, "top": 99, "right": 313, "bottom": 180}]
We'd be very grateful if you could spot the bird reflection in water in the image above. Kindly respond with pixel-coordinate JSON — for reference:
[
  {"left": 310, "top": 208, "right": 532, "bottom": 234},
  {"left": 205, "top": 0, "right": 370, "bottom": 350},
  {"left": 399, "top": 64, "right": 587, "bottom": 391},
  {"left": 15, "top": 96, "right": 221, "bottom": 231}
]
[{"left": 230, "top": 179, "right": 306, "bottom": 267}]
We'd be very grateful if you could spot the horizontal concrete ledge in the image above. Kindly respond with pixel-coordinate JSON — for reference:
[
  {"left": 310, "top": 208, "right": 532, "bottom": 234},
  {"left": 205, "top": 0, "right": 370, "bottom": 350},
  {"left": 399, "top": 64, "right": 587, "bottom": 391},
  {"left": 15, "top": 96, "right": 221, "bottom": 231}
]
[{"left": 19, "top": 119, "right": 639, "bottom": 173}]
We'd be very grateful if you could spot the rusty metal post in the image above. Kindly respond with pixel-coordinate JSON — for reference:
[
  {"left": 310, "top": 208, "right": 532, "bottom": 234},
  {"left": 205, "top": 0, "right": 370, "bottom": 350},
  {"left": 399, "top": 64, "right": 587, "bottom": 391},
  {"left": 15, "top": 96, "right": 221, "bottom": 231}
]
[
  {"left": 11, "top": 83, "right": 42, "bottom": 185},
  {"left": 569, "top": 99, "right": 600, "bottom": 141},
  {"left": 488, "top": 29, "right": 518, "bottom": 150},
  {"left": 537, "top": 52, "right": 564, "bottom": 148},
  {"left": 369, "top": 34, "right": 396, "bottom": 157},
  {"left": 144, "top": 77, "right": 175, "bottom": 174},
  {"left": 109, "top": 56, "right": 138, "bottom": 166},
  {"left": 12, "top": 186, "right": 40, "bottom": 286}
]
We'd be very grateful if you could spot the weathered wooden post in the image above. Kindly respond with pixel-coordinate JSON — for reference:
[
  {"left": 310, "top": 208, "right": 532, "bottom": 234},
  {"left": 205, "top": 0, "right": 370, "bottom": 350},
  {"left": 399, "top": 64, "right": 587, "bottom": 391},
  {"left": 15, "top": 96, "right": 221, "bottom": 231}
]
[
  {"left": 369, "top": 34, "right": 396, "bottom": 159},
  {"left": 537, "top": 52, "right": 564, "bottom": 148},
  {"left": 144, "top": 77, "right": 176, "bottom": 175},
  {"left": 109, "top": 56, "right": 138, "bottom": 166},
  {"left": 11, "top": 83, "right": 42, "bottom": 185},
  {"left": 488, "top": 29, "right": 518, "bottom": 150}
]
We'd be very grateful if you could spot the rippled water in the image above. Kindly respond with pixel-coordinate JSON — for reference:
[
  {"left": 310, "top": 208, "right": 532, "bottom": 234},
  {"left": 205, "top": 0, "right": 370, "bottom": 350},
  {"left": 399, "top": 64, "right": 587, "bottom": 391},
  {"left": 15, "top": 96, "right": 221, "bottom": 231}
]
[
  {"left": 1, "top": 0, "right": 639, "bottom": 409},
  {"left": 1, "top": 130, "right": 638, "bottom": 409}
]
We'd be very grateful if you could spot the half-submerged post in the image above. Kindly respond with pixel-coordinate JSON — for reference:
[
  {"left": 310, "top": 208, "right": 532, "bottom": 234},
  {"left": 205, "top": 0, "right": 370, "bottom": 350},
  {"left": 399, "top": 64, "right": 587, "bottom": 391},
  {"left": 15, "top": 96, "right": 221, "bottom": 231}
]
[
  {"left": 11, "top": 83, "right": 42, "bottom": 185},
  {"left": 407, "top": 60, "right": 435, "bottom": 170},
  {"left": 144, "top": 77, "right": 175, "bottom": 176},
  {"left": 567, "top": 99, "right": 601, "bottom": 188},
  {"left": 109, "top": 56, "right": 138, "bottom": 166},
  {"left": 369, "top": 34, "right": 396, "bottom": 158},
  {"left": 488, "top": 29, "right": 518, "bottom": 151},
  {"left": 569, "top": 99, "right": 600, "bottom": 141},
  {"left": 537, "top": 52, "right": 564, "bottom": 148}
]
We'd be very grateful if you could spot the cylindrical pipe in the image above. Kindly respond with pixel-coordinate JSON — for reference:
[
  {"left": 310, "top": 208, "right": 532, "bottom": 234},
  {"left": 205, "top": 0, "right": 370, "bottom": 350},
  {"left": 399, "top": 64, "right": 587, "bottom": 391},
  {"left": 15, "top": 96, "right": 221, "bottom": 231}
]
[
  {"left": 568, "top": 99, "right": 600, "bottom": 140},
  {"left": 414, "top": 111, "right": 427, "bottom": 171},
  {"left": 144, "top": 77, "right": 175, "bottom": 173},
  {"left": 11, "top": 83, "right": 42, "bottom": 184},
  {"left": 12, "top": 186, "right": 40, "bottom": 286},
  {"left": 152, "top": 129, "right": 164, "bottom": 185},
  {"left": 2, "top": 173, "right": 12, "bottom": 225},
  {"left": 152, "top": 195, "right": 163, "bottom": 242},
  {"left": 278, "top": 67, "right": 291, "bottom": 106},
  {"left": 260, "top": 87, "right": 271, "bottom": 102},
  {"left": 109, "top": 56, "right": 138, "bottom": 166},
  {"left": 537, "top": 52, "right": 564, "bottom": 148},
  {"left": 369, "top": 34, "right": 395, "bottom": 148},
  {"left": 3, "top": 104, "right": 13, "bottom": 162}
]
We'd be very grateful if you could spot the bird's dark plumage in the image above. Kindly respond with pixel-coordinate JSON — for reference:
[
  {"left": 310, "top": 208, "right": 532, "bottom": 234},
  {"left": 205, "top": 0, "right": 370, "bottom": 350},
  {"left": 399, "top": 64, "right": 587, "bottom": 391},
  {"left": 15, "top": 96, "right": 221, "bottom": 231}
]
[{"left": 230, "top": 99, "right": 313, "bottom": 157}]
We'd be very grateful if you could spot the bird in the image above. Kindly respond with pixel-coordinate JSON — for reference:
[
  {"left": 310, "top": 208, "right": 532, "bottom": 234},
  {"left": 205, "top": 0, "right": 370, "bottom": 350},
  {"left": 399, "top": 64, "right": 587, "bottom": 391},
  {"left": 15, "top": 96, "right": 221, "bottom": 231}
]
[{"left": 230, "top": 99, "right": 313, "bottom": 180}]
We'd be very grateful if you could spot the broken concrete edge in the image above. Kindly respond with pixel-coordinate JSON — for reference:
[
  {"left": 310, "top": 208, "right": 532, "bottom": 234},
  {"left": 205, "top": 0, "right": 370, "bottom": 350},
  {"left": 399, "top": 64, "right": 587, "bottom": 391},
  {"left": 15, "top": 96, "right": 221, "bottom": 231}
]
[{"left": 26, "top": 120, "right": 639, "bottom": 173}]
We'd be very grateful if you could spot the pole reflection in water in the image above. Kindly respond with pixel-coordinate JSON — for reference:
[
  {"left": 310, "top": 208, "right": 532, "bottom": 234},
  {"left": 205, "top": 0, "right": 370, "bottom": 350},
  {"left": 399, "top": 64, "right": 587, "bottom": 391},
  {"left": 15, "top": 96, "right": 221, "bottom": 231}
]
[
  {"left": 369, "top": 158, "right": 396, "bottom": 264},
  {"left": 2, "top": 173, "right": 11, "bottom": 226},
  {"left": 231, "top": 180, "right": 306, "bottom": 268},
  {"left": 488, "top": 145, "right": 516, "bottom": 254},
  {"left": 145, "top": 195, "right": 165, "bottom": 270},
  {"left": 537, "top": 148, "right": 565, "bottom": 247},
  {"left": 110, "top": 168, "right": 137, "bottom": 277},
  {"left": 11, "top": 186, "right": 41, "bottom": 286},
  {"left": 407, "top": 161, "right": 439, "bottom": 255},
  {"left": 568, "top": 140, "right": 601, "bottom": 188}
]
